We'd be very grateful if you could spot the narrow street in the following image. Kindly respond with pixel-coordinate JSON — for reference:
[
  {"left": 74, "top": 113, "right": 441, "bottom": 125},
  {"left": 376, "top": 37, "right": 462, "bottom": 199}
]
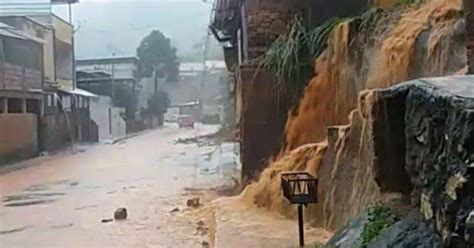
[{"left": 0, "top": 124, "right": 235, "bottom": 247}]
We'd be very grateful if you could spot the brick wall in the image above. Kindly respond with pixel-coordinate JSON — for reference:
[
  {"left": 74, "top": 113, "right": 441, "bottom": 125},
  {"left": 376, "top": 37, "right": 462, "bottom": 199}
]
[{"left": 246, "top": 9, "right": 292, "bottom": 59}]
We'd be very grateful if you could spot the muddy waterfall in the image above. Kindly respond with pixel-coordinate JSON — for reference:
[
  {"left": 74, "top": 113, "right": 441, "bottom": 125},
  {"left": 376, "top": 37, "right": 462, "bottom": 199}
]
[{"left": 241, "top": 0, "right": 473, "bottom": 246}]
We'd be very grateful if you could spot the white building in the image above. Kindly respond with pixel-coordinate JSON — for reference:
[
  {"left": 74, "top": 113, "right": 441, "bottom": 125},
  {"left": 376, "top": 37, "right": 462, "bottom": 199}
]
[{"left": 89, "top": 95, "right": 126, "bottom": 143}]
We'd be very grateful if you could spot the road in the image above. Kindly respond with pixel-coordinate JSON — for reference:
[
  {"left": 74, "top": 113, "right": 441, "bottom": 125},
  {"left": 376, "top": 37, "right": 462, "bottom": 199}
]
[{"left": 0, "top": 124, "right": 235, "bottom": 248}]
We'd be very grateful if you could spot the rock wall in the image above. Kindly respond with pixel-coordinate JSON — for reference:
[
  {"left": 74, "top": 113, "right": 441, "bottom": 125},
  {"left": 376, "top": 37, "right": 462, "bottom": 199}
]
[
  {"left": 325, "top": 77, "right": 474, "bottom": 247},
  {"left": 400, "top": 77, "right": 474, "bottom": 245}
]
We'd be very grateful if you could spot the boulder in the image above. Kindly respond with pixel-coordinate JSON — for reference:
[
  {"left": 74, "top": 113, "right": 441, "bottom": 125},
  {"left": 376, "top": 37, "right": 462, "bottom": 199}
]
[
  {"left": 367, "top": 212, "right": 442, "bottom": 248},
  {"left": 325, "top": 212, "right": 367, "bottom": 248},
  {"left": 114, "top": 207, "right": 128, "bottom": 220}
]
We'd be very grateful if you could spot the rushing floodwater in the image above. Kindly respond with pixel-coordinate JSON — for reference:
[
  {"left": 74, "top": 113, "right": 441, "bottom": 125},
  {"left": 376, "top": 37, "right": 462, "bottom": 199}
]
[{"left": 0, "top": 124, "right": 234, "bottom": 247}]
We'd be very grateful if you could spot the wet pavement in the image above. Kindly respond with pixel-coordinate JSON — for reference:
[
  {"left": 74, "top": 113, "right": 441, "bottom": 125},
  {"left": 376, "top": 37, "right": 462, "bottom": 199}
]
[{"left": 0, "top": 124, "right": 237, "bottom": 247}]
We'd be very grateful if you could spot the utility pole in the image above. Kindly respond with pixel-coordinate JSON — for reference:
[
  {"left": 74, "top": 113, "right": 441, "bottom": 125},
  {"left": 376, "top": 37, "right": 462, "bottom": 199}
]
[
  {"left": 199, "top": 0, "right": 216, "bottom": 121},
  {"left": 111, "top": 53, "right": 116, "bottom": 106},
  {"left": 154, "top": 65, "right": 158, "bottom": 94}
]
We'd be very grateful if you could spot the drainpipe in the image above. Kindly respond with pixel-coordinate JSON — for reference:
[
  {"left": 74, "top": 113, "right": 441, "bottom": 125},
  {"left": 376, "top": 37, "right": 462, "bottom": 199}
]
[{"left": 464, "top": 0, "right": 474, "bottom": 74}]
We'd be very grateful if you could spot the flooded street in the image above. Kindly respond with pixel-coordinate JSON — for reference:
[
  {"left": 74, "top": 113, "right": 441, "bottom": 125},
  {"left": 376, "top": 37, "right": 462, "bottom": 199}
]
[{"left": 0, "top": 124, "right": 236, "bottom": 247}]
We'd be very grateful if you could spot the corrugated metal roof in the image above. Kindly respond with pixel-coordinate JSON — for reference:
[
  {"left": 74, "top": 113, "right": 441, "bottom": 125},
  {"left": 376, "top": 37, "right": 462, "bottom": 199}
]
[{"left": 58, "top": 88, "right": 98, "bottom": 98}]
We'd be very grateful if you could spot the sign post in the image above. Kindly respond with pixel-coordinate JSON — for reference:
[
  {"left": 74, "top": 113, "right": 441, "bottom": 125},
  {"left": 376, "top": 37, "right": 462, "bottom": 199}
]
[{"left": 281, "top": 172, "right": 319, "bottom": 247}]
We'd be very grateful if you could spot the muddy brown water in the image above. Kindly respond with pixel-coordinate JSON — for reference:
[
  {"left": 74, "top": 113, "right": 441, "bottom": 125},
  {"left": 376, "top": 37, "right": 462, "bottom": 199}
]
[{"left": 0, "top": 124, "right": 232, "bottom": 247}]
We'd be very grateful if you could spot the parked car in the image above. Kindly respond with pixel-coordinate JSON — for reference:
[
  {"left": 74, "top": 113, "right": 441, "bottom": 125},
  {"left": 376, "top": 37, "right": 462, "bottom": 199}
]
[{"left": 178, "top": 115, "right": 195, "bottom": 128}]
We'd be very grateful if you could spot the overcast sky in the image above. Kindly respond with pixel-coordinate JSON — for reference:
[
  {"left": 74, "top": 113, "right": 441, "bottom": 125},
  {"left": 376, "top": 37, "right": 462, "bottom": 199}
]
[{"left": 3, "top": 0, "right": 214, "bottom": 59}]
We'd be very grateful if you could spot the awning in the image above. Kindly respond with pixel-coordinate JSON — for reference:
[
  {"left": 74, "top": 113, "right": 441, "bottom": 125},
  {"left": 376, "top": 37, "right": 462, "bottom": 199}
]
[{"left": 58, "top": 88, "right": 98, "bottom": 98}]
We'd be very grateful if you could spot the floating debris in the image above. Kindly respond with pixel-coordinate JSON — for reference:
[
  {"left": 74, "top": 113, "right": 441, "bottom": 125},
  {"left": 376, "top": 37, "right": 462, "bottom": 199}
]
[
  {"left": 186, "top": 197, "right": 200, "bottom": 208},
  {"left": 170, "top": 207, "right": 180, "bottom": 213},
  {"left": 101, "top": 219, "right": 113, "bottom": 223}
]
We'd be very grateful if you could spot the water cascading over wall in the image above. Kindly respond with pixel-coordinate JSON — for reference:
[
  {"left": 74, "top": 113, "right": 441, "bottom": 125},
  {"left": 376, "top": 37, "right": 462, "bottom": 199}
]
[
  {"left": 243, "top": 0, "right": 467, "bottom": 231},
  {"left": 284, "top": 0, "right": 465, "bottom": 151}
]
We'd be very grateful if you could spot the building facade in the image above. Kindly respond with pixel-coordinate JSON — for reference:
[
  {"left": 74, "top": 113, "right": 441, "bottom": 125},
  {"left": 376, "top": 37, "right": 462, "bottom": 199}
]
[
  {"left": 0, "top": 23, "right": 44, "bottom": 164},
  {"left": 0, "top": 3, "right": 97, "bottom": 158}
]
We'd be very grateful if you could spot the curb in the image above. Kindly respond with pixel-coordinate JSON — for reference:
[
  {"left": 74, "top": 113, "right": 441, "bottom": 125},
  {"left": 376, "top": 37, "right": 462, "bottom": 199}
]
[{"left": 111, "top": 129, "right": 152, "bottom": 144}]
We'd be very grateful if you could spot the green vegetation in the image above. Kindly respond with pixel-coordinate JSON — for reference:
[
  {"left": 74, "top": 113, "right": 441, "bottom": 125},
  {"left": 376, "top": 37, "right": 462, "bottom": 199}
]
[
  {"left": 361, "top": 203, "right": 400, "bottom": 247},
  {"left": 354, "top": 8, "right": 384, "bottom": 32},
  {"left": 261, "top": 16, "right": 344, "bottom": 102}
]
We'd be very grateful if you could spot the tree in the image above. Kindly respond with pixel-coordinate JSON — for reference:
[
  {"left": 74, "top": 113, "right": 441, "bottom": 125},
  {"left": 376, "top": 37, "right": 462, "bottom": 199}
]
[
  {"left": 136, "top": 30, "right": 180, "bottom": 87},
  {"left": 147, "top": 90, "right": 170, "bottom": 118}
]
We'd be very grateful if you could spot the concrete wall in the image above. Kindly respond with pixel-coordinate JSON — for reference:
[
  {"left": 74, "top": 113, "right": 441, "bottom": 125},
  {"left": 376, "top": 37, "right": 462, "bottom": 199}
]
[
  {"left": 31, "top": 15, "right": 73, "bottom": 45},
  {"left": 0, "top": 114, "right": 38, "bottom": 164},
  {"left": 55, "top": 39, "right": 73, "bottom": 90},
  {"left": 29, "top": 14, "right": 74, "bottom": 90},
  {"left": 90, "top": 95, "right": 126, "bottom": 142},
  {"left": 52, "top": 15, "right": 73, "bottom": 45}
]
